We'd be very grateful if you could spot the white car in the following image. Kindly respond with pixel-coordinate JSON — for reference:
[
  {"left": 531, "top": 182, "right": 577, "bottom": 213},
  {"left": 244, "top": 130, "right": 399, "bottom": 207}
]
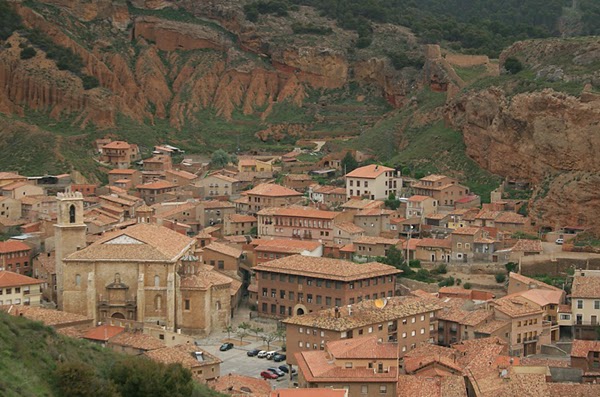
[
  {"left": 257, "top": 350, "right": 268, "bottom": 358},
  {"left": 555, "top": 238, "right": 564, "bottom": 245},
  {"left": 266, "top": 351, "right": 277, "bottom": 360}
]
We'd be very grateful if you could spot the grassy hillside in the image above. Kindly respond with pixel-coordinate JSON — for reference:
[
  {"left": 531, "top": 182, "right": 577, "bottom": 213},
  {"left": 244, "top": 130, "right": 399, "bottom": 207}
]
[
  {"left": 0, "top": 311, "right": 224, "bottom": 397},
  {"left": 349, "top": 88, "right": 501, "bottom": 201}
]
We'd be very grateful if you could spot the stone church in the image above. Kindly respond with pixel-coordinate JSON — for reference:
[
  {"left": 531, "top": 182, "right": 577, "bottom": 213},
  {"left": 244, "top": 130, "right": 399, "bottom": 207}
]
[{"left": 55, "top": 192, "right": 233, "bottom": 336}]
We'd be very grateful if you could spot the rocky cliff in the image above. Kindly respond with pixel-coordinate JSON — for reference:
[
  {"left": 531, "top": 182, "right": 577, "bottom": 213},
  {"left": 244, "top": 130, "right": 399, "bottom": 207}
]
[{"left": 446, "top": 88, "right": 600, "bottom": 231}]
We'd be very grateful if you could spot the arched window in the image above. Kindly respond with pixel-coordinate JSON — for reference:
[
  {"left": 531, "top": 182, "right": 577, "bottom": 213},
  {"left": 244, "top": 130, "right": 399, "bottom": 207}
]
[
  {"left": 154, "top": 275, "right": 160, "bottom": 287},
  {"left": 69, "top": 204, "right": 76, "bottom": 223},
  {"left": 216, "top": 301, "right": 221, "bottom": 310},
  {"left": 155, "top": 295, "right": 162, "bottom": 310},
  {"left": 75, "top": 274, "right": 81, "bottom": 286}
]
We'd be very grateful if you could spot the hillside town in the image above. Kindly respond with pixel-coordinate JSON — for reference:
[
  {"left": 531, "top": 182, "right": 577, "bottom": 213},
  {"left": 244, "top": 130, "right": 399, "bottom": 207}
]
[{"left": 1, "top": 139, "right": 599, "bottom": 397}]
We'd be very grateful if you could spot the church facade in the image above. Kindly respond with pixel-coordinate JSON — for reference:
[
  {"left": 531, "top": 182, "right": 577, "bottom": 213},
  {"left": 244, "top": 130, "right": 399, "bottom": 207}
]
[{"left": 55, "top": 192, "right": 232, "bottom": 336}]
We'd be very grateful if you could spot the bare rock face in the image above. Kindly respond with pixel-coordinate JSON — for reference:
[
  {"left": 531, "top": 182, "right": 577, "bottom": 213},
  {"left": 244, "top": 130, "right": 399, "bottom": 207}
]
[
  {"left": 445, "top": 87, "right": 600, "bottom": 231},
  {"left": 37, "top": 0, "right": 130, "bottom": 30}
]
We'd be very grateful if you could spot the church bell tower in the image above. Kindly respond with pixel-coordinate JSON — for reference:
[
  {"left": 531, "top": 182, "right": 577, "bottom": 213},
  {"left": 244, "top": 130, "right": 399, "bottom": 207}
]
[{"left": 54, "top": 192, "right": 86, "bottom": 310}]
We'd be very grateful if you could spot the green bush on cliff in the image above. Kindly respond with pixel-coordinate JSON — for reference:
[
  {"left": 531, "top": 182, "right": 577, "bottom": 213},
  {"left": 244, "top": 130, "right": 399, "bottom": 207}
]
[{"left": 0, "top": 0, "right": 22, "bottom": 40}]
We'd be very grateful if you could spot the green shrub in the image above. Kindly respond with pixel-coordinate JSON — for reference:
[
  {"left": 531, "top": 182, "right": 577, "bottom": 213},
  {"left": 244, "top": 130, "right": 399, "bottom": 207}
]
[
  {"left": 0, "top": 0, "right": 22, "bottom": 40},
  {"left": 456, "top": 278, "right": 462, "bottom": 285},
  {"left": 504, "top": 57, "right": 523, "bottom": 74},
  {"left": 20, "top": 47, "right": 36, "bottom": 60},
  {"left": 505, "top": 262, "right": 518, "bottom": 273},
  {"left": 408, "top": 259, "right": 421, "bottom": 268},
  {"left": 81, "top": 75, "right": 99, "bottom": 90},
  {"left": 438, "top": 276, "right": 455, "bottom": 287},
  {"left": 292, "top": 23, "right": 333, "bottom": 35},
  {"left": 355, "top": 36, "right": 372, "bottom": 48},
  {"left": 463, "top": 282, "right": 472, "bottom": 289},
  {"left": 431, "top": 263, "right": 447, "bottom": 275},
  {"left": 495, "top": 273, "right": 506, "bottom": 283},
  {"left": 387, "top": 51, "right": 425, "bottom": 70}
]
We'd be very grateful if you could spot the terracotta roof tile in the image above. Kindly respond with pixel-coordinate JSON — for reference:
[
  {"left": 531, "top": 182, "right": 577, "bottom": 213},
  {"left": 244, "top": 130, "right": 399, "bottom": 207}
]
[
  {"left": 226, "top": 214, "right": 256, "bottom": 223},
  {"left": 353, "top": 236, "right": 401, "bottom": 246},
  {"left": 246, "top": 183, "right": 302, "bottom": 197},
  {"left": 66, "top": 224, "right": 194, "bottom": 262},
  {"left": 397, "top": 375, "right": 467, "bottom": 397},
  {"left": 136, "top": 181, "right": 177, "bottom": 190},
  {"left": 258, "top": 206, "right": 338, "bottom": 219},
  {"left": 108, "top": 169, "right": 137, "bottom": 175},
  {"left": 571, "top": 339, "right": 600, "bottom": 358},
  {"left": 509, "top": 272, "right": 562, "bottom": 292},
  {"left": 0, "top": 241, "right": 31, "bottom": 254},
  {"left": 493, "top": 295, "right": 543, "bottom": 318},
  {"left": 335, "top": 222, "right": 364, "bottom": 234},
  {"left": 0, "top": 271, "right": 42, "bottom": 288},
  {"left": 145, "top": 344, "right": 221, "bottom": 368},
  {"left": 511, "top": 239, "right": 543, "bottom": 253},
  {"left": 102, "top": 141, "right": 131, "bottom": 149},
  {"left": 341, "top": 199, "right": 383, "bottom": 210},
  {"left": 254, "top": 255, "right": 400, "bottom": 282},
  {"left": 201, "top": 200, "right": 236, "bottom": 209},
  {"left": 2, "top": 305, "right": 91, "bottom": 326},
  {"left": 408, "top": 195, "right": 432, "bottom": 202},
  {"left": 180, "top": 266, "right": 232, "bottom": 290},
  {"left": 475, "top": 319, "right": 511, "bottom": 334},
  {"left": 547, "top": 383, "right": 600, "bottom": 397},
  {"left": 326, "top": 336, "right": 398, "bottom": 359},
  {"left": 283, "top": 296, "right": 442, "bottom": 331},
  {"left": 253, "top": 239, "right": 321, "bottom": 253},
  {"left": 572, "top": 276, "right": 600, "bottom": 299},
  {"left": 83, "top": 325, "right": 125, "bottom": 341},
  {"left": 204, "top": 242, "right": 243, "bottom": 258},
  {"left": 109, "top": 331, "right": 164, "bottom": 351},
  {"left": 210, "top": 374, "right": 271, "bottom": 397},
  {"left": 270, "top": 389, "right": 347, "bottom": 397},
  {"left": 417, "top": 238, "right": 452, "bottom": 249},
  {"left": 452, "top": 227, "right": 480, "bottom": 236},
  {"left": 495, "top": 212, "right": 526, "bottom": 224},
  {"left": 345, "top": 164, "right": 394, "bottom": 179}
]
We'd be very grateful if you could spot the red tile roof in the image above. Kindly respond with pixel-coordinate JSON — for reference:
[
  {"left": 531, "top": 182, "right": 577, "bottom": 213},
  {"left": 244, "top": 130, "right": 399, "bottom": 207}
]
[
  {"left": 345, "top": 164, "right": 394, "bottom": 179},
  {"left": 0, "top": 241, "right": 31, "bottom": 253},
  {"left": 408, "top": 195, "right": 432, "bottom": 202},
  {"left": 571, "top": 276, "right": 600, "bottom": 299},
  {"left": 326, "top": 336, "right": 398, "bottom": 359},
  {"left": 136, "top": 181, "right": 177, "bottom": 190},
  {"left": 0, "top": 271, "right": 43, "bottom": 287},
  {"left": 103, "top": 141, "right": 131, "bottom": 149},
  {"left": 571, "top": 340, "right": 600, "bottom": 358},
  {"left": 246, "top": 183, "right": 302, "bottom": 197},
  {"left": 417, "top": 238, "right": 452, "bottom": 249},
  {"left": 258, "top": 206, "right": 338, "bottom": 219},
  {"left": 83, "top": 325, "right": 125, "bottom": 342}
]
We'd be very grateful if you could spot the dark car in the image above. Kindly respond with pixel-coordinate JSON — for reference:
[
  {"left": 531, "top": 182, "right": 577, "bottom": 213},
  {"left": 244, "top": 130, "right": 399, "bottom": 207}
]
[
  {"left": 247, "top": 348, "right": 261, "bottom": 357},
  {"left": 260, "top": 371, "right": 278, "bottom": 380},
  {"left": 219, "top": 343, "right": 234, "bottom": 351},
  {"left": 278, "top": 365, "right": 297, "bottom": 374},
  {"left": 273, "top": 353, "right": 286, "bottom": 362},
  {"left": 267, "top": 367, "right": 285, "bottom": 377}
]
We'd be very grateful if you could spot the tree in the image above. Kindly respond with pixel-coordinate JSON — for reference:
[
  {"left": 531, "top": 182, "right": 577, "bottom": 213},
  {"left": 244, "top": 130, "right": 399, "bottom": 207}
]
[
  {"left": 275, "top": 327, "right": 286, "bottom": 346},
  {"left": 224, "top": 325, "right": 233, "bottom": 339},
  {"left": 251, "top": 326, "right": 264, "bottom": 340},
  {"left": 110, "top": 358, "right": 194, "bottom": 397},
  {"left": 504, "top": 57, "right": 523, "bottom": 74},
  {"left": 210, "top": 149, "right": 233, "bottom": 169},
  {"left": 54, "top": 362, "right": 118, "bottom": 397},
  {"left": 381, "top": 246, "right": 404, "bottom": 269},
  {"left": 261, "top": 332, "right": 278, "bottom": 350},
  {"left": 463, "top": 282, "right": 472, "bottom": 289},
  {"left": 20, "top": 47, "right": 36, "bottom": 60},
  {"left": 384, "top": 193, "right": 400, "bottom": 210},
  {"left": 236, "top": 328, "right": 250, "bottom": 344},
  {"left": 505, "top": 262, "right": 518, "bottom": 273},
  {"left": 495, "top": 273, "right": 506, "bottom": 283},
  {"left": 341, "top": 152, "right": 358, "bottom": 174}
]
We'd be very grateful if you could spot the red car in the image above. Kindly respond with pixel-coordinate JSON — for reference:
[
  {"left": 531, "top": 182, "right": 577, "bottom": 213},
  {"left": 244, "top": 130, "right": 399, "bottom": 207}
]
[{"left": 260, "top": 370, "right": 279, "bottom": 380}]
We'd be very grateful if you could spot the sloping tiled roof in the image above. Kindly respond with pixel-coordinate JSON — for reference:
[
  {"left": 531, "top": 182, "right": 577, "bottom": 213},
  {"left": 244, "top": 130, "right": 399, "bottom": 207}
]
[
  {"left": 66, "top": 224, "right": 193, "bottom": 262},
  {"left": 246, "top": 183, "right": 302, "bottom": 197},
  {"left": 511, "top": 239, "right": 543, "bottom": 253},
  {"left": 270, "top": 389, "right": 347, "bottom": 397},
  {"left": 109, "top": 331, "right": 164, "bottom": 351},
  {"left": 2, "top": 305, "right": 91, "bottom": 326},
  {"left": 474, "top": 319, "right": 511, "bottom": 334},
  {"left": 493, "top": 295, "right": 543, "bottom": 318},
  {"left": 571, "top": 339, "right": 600, "bottom": 358},
  {"left": 102, "top": 141, "right": 130, "bottom": 149},
  {"left": 145, "top": 344, "right": 221, "bottom": 368},
  {"left": 571, "top": 276, "right": 600, "bottom": 299},
  {"left": 417, "top": 238, "right": 452, "bottom": 249},
  {"left": 0, "top": 271, "right": 43, "bottom": 287},
  {"left": 509, "top": 272, "right": 562, "bottom": 292},
  {"left": 227, "top": 214, "right": 256, "bottom": 223},
  {"left": 83, "top": 325, "right": 125, "bottom": 341},
  {"left": 345, "top": 164, "right": 394, "bottom": 179},
  {"left": 547, "top": 383, "right": 600, "bottom": 397},
  {"left": 283, "top": 296, "right": 442, "bottom": 331},
  {"left": 0, "top": 240, "right": 31, "bottom": 253},
  {"left": 253, "top": 239, "right": 321, "bottom": 253},
  {"left": 396, "top": 375, "right": 467, "bottom": 397},
  {"left": 408, "top": 195, "right": 432, "bottom": 202},
  {"left": 452, "top": 227, "right": 480, "bottom": 236},
  {"left": 341, "top": 199, "right": 383, "bottom": 210},
  {"left": 179, "top": 266, "right": 232, "bottom": 290},
  {"left": 254, "top": 255, "right": 400, "bottom": 282},
  {"left": 258, "top": 206, "right": 338, "bottom": 219},
  {"left": 516, "top": 288, "right": 564, "bottom": 307},
  {"left": 335, "top": 222, "right": 364, "bottom": 234},
  {"left": 204, "top": 242, "right": 243, "bottom": 258},
  {"left": 495, "top": 212, "right": 526, "bottom": 224},
  {"left": 326, "top": 336, "right": 398, "bottom": 359},
  {"left": 210, "top": 374, "right": 271, "bottom": 397},
  {"left": 136, "top": 181, "right": 177, "bottom": 190}
]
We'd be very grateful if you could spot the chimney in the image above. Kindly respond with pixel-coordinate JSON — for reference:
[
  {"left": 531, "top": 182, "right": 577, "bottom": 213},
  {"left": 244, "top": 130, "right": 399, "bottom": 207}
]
[
  {"left": 347, "top": 305, "right": 352, "bottom": 316},
  {"left": 334, "top": 306, "right": 340, "bottom": 318}
]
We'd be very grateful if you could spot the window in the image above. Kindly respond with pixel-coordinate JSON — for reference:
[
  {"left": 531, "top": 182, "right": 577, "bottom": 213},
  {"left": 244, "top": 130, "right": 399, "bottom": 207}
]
[
  {"left": 298, "top": 293, "right": 303, "bottom": 302},
  {"left": 184, "top": 299, "right": 190, "bottom": 310},
  {"left": 155, "top": 295, "right": 162, "bottom": 310},
  {"left": 595, "top": 301, "right": 600, "bottom": 310},
  {"left": 154, "top": 275, "right": 160, "bottom": 287},
  {"left": 345, "top": 362, "right": 353, "bottom": 368},
  {"left": 299, "top": 328, "right": 304, "bottom": 334},
  {"left": 299, "top": 341, "right": 303, "bottom": 347},
  {"left": 577, "top": 300, "right": 583, "bottom": 309},
  {"left": 411, "top": 317, "right": 415, "bottom": 323},
  {"left": 402, "top": 346, "right": 406, "bottom": 352},
  {"left": 307, "top": 294, "right": 313, "bottom": 303},
  {"left": 316, "top": 295, "right": 322, "bottom": 304},
  {"left": 271, "top": 289, "right": 276, "bottom": 298},
  {"left": 262, "top": 288, "right": 267, "bottom": 297},
  {"left": 420, "top": 315, "right": 425, "bottom": 321},
  {"left": 280, "top": 290, "right": 286, "bottom": 299},
  {"left": 75, "top": 274, "right": 81, "bottom": 286},
  {"left": 402, "top": 332, "right": 407, "bottom": 338},
  {"left": 289, "top": 292, "right": 294, "bottom": 301},
  {"left": 361, "top": 385, "right": 368, "bottom": 394},
  {"left": 69, "top": 204, "right": 76, "bottom": 223},
  {"left": 420, "top": 328, "right": 425, "bottom": 334},
  {"left": 335, "top": 298, "right": 341, "bottom": 307},
  {"left": 411, "top": 330, "right": 416, "bottom": 337},
  {"left": 326, "top": 297, "right": 332, "bottom": 306},
  {"left": 379, "top": 385, "right": 387, "bottom": 394},
  {"left": 316, "top": 279, "right": 323, "bottom": 287},
  {"left": 217, "top": 260, "right": 224, "bottom": 270},
  {"left": 262, "top": 303, "right": 267, "bottom": 312},
  {"left": 326, "top": 280, "right": 332, "bottom": 288}
]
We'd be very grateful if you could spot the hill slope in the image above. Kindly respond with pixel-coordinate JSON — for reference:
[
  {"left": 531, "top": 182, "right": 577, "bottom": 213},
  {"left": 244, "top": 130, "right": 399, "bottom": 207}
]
[{"left": 0, "top": 311, "right": 223, "bottom": 397}]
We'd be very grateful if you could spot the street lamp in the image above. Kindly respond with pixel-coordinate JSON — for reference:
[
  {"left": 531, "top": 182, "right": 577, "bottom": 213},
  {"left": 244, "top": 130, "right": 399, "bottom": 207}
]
[{"left": 406, "top": 225, "right": 414, "bottom": 263}]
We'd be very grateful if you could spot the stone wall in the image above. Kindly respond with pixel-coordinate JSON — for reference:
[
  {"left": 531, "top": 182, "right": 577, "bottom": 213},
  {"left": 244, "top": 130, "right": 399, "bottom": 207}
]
[
  {"left": 520, "top": 254, "right": 600, "bottom": 276},
  {"left": 445, "top": 54, "right": 489, "bottom": 67}
]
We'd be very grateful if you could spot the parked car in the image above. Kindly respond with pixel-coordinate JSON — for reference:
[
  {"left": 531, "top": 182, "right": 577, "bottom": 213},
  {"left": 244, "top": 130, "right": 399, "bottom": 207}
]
[
  {"left": 257, "top": 350, "right": 268, "bottom": 358},
  {"left": 278, "top": 365, "right": 297, "bottom": 374},
  {"left": 247, "top": 349, "right": 261, "bottom": 357},
  {"left": 266, "top": 351, "right": 277, "bottom": 360},
  {"left": 267, "top": 367, "right": 285, "bottom": 377},
  {"left": 260, "top": 370, "right": 278, "bottom": 380},
  {"left": 273, "top": 354, "right": 286, "bottom": 362},
  {"left": 555, "top": 238, "right": 564, "bottom": 245},
  {"left": 219, "top": 343, "right": 234, "bottom": 351}
]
